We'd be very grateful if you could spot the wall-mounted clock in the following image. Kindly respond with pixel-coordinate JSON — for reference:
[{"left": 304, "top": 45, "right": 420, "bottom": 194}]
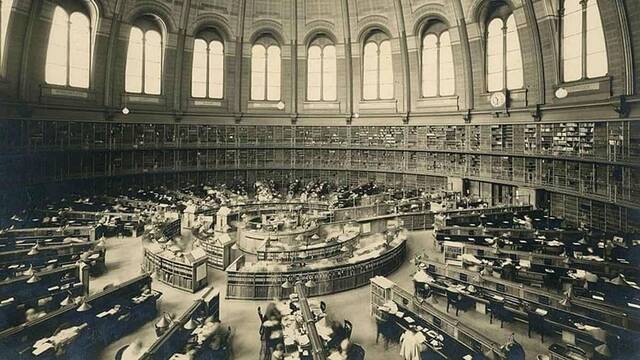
[{"left": 490, "top": 91, "right": 507, "bottom": 108}]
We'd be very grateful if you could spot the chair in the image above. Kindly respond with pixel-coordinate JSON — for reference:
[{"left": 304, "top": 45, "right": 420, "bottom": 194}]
[
  {"left": 222, "top": 326, "right": 234, "bottom": 360},
  {"left": 446, "top": 290, "right": 461, "bottom": 316},
  {"left": 344, "top": 320, "right": 353, "bottom": 339},
  {"left": 114, "top": 345, "right": 128, "bottom": 360},
  {"left": 320, "top": 301, "right": 327, "bottom": 313},
  {"left": 348, "top": 343, "right": 366, "bottom": 360},
  {"left": 489, "top": 301, "right": 507, "bottom": 328},
  {"left": 527, "top": 311, "right": 547, "bottom": 342},
  {"left": 375, "top": 315, "right": 393, "bottom": 349}
]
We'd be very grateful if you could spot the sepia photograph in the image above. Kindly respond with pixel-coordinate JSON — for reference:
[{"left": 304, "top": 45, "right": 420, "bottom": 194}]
[{"left": 0, "top": 0, "right": 638, "bottom": 359}]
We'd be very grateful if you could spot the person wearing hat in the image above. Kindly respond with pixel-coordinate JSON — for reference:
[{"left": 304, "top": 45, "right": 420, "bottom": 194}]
[{"left": 337, "top": 339, "right": 365, "bottom": 360}]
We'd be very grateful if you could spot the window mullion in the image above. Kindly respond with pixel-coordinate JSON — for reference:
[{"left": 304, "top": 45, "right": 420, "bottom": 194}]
[
  {"left": 320, "top": 47, "right": 324, "bottom": 101},
  {"left": 436, "top": 36, "right": 441, "bottom": 96},
  {"left": 581, "top": 1, "right": 588, "bottom": 79},
  {"left": 206, "top": 42, "right": 210, "bottom": 98},
  {"left": 66, "top": 17, "right": 71, "bottom": 86},
  {"left": 141, "top": 33, "right": 146, "bottom": 94},
  {"left": 502, "top": 23, "right": 507, "bottom": 90},
  {"left": 88, "top": 24, "right": 92, "bottom": 88},
  {"left": 264, "top": 46, "right": 268, "bottom": 100},
  {"left": 377, "top": 45, "right": 381, "bottom": 100}
]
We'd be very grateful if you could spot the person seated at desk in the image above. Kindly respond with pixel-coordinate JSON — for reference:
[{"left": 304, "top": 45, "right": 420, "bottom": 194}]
[
  {"left": 330, "top": 339, "right": 365, "bottom": 360},
  {"left": 196, "top": 317, "right": 231, "bottom": 352},
  {"left": 33, "top": 322, "right": 87, "bottom": 357},
  {"left": 25, "top": 307, "right": 46, "bottom": 322},
  {"left": 260, "top": 313, "right": 283, "bottom": 360},
  {"left": 271, "top": 343, "right": 285, "bottom": 360},
  {"left": 500, "top": 333, "right": 525, "bottom": 360}
]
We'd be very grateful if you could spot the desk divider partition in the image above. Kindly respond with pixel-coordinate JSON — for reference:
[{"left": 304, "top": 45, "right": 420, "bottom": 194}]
[
  {"left": 370, "top": 276, "right": 508, "bottom": 359},
  {"left": 141, "top": 287, "right": 220, "bottom": 360}
]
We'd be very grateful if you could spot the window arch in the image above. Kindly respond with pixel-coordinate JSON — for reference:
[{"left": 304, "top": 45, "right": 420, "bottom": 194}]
[
  {"left": 485, "top": 7, "right": 523, "bottom": 92},
  {"left": 561, "top": 0, "right": 607, "bottom": 82},
  {"left": 125, "top": 16, "right": 164, "bottom": 95},
  {"left": 307, "top": 36, "right": 336, "bottom": 101},
  {"left": 307, "top": 37, "right": 337, "bottom": 101},
  {"left": 1, "top": 0, "right": 14, "bottom": 73},
  {"left": 362, "top": 31, "right": 393, "bottom": 100},
  {"left": 251, "top": 35, "right": 281, "bottom": 101},
  {"left": 421, "top": 21, "right": 455, "bottom": 97},
  {"left": 45, "top": 5, "right": 91, "bottom": 88},
  {"left": 191, "top": 29, "right": 224, "bottom": 99}
]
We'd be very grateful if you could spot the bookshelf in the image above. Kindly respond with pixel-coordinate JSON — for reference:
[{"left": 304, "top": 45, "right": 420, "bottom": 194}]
[
  {"left": 143, "top": 244, "right": 208, "bottom": 293},
  {"left": 1, "top": 118, "right": 637, "bottom": 235},
  {"left": 468, "top": 126, "right": 481, "bottom": 151},
  {"left": 199, "top": 233, "right": 235, "bottom": 270}
]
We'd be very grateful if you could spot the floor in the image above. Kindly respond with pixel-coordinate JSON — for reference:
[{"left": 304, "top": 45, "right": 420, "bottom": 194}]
[{"left": 95, "top": 230, "right": 556, "bottom": 360}]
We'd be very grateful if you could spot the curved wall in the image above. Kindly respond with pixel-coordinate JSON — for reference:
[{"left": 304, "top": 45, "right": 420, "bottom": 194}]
[{"left": 0, "top": 0, "right": 639, "bottom": 234}]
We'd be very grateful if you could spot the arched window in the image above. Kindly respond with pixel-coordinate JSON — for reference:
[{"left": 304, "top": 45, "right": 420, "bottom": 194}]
[
  {"left": 125, "top": 16, "right": 163, "bottom": 95},
  {"left": 561, "top": 0, "right": 607, "bottom": 82},
  {"left": 45, "top": 6, "right": 91, "bottom": 88},
  {"left": 251, "top": 35, "right": 280, "bottom": 101},
  {"left": 421, "top": 22, "right": 455, "bottom": 97},
  {"left": 307, "top": 37, "right": 336, "bottom": 101},
  {"left": 362, "top": 31, "right": 393, "bottom": 100},
  {"left": 486, "top": 10, "right": 523, "bottom": 92},
  {"left": 192, "top": 30, "right": 224, "bottom": 99},
  {"left": 1, "top": 0, "right": 14, "bottom": 72}
]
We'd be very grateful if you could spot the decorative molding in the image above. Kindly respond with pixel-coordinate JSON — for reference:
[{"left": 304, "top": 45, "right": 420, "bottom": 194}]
[
  {"left": 126, "top": 94, "right": 164, "bottom": 104},
  {"left": 191, "top": 99, "right": 224, "bottom": 107},
  {"left": 522, "top": 0, "right": 546, "bottom": 104},
  {"left": 359, "top": 100, "right": 398, "bottom": 111},
  {"left": 614, "top": 0, "right": 634, "bottom": 95},
  {"left": 248, "top": 101, "right": 285, "bottom": 110},
  {"left": 611, "top": 95, "right": 630, "bottom": 119},
  {"left": 416, "top": 96, "right": 459, "bottom": 111},
  {"left": 340, "top": 0, "right": 354, "bottom": 117},
  {"left": 44, "top": 87, "right": 92, "bottom": 99},
  {"left": 393, "top": 0, "right": 411, "bottom": 116},
  {"left": 530, "top": 104, "right": 542, "bottom": 122},
  {"left": 303, "top": 102, "right": 340, "bottom": 110},
  {"left": 18, "top": 0, "right": 43, "bottom": 101}
]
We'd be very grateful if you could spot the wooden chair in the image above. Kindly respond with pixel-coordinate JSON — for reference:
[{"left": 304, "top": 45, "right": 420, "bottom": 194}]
[
  {"left": 114, "top": 345, "right": 128, "bottom": 360},
  {"left": 446, "top": 290, "right": 462, "bottom": 316},
  {"left": 489, "top": 300, "right": 508, "bottom": 328},
  {"left": 344, "top": 319, "right": 353, "bottom": 339}
]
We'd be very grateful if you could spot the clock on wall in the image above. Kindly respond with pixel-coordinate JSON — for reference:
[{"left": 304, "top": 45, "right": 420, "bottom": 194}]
[{"left": 490, "top": 91, "right": 507, "bottom": 108}]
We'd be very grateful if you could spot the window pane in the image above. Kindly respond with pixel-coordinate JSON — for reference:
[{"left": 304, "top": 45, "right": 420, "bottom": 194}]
[
  {"left": 69, "top": 12, "right": 90, "bottom": 88},
  {"left": 125, "top": 27, "right": 144, "bottom": 93},
  {"left": 1, "top": 0, "right": 15, "bottom": 67},
  {"left": 266, "top": 46, "right": 281, "bottom": 101},
  {"left": 45, "top": 7, "right": 69, "bottom": 86},
  {"left": 209, "top": 40, "right": 224, "bottom": 98},
  {"left": 322, "top": 45, "right": 336, "bottom": 101},
  {"left": 307, "top": 45, "right": 322, "bottom": 100},
  {"left": 505, "top": 15, "right": 523, "bottom": 89},
  {"left": 439, "top": 31, "right": 455, "bottom": 96},
  {"left": 363, "top": 42, "right": 378, "bottom": 100},
  {"left": 585, "top": 0, "right": 607, "bottom": 78},
  {"left": 422, "top": 34, "right": 438, "bottom": 97},
  {"left": 379, "top": 40, "right": 393, "bottom": 99},
  {"left": 191, "top": 39, "right": 208, "bottom": 98},
  {"left": 251, "top": 44, "right": 266, "bottom": 100},
  {"left": 144, "top": 30, "right": 162, "bottom": 95},
  {"left": 562, "top": 0, "right": 583, "bottom": 81},
  {"left": 486, "top": 18, "right": 504, "bottom": 91}
]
